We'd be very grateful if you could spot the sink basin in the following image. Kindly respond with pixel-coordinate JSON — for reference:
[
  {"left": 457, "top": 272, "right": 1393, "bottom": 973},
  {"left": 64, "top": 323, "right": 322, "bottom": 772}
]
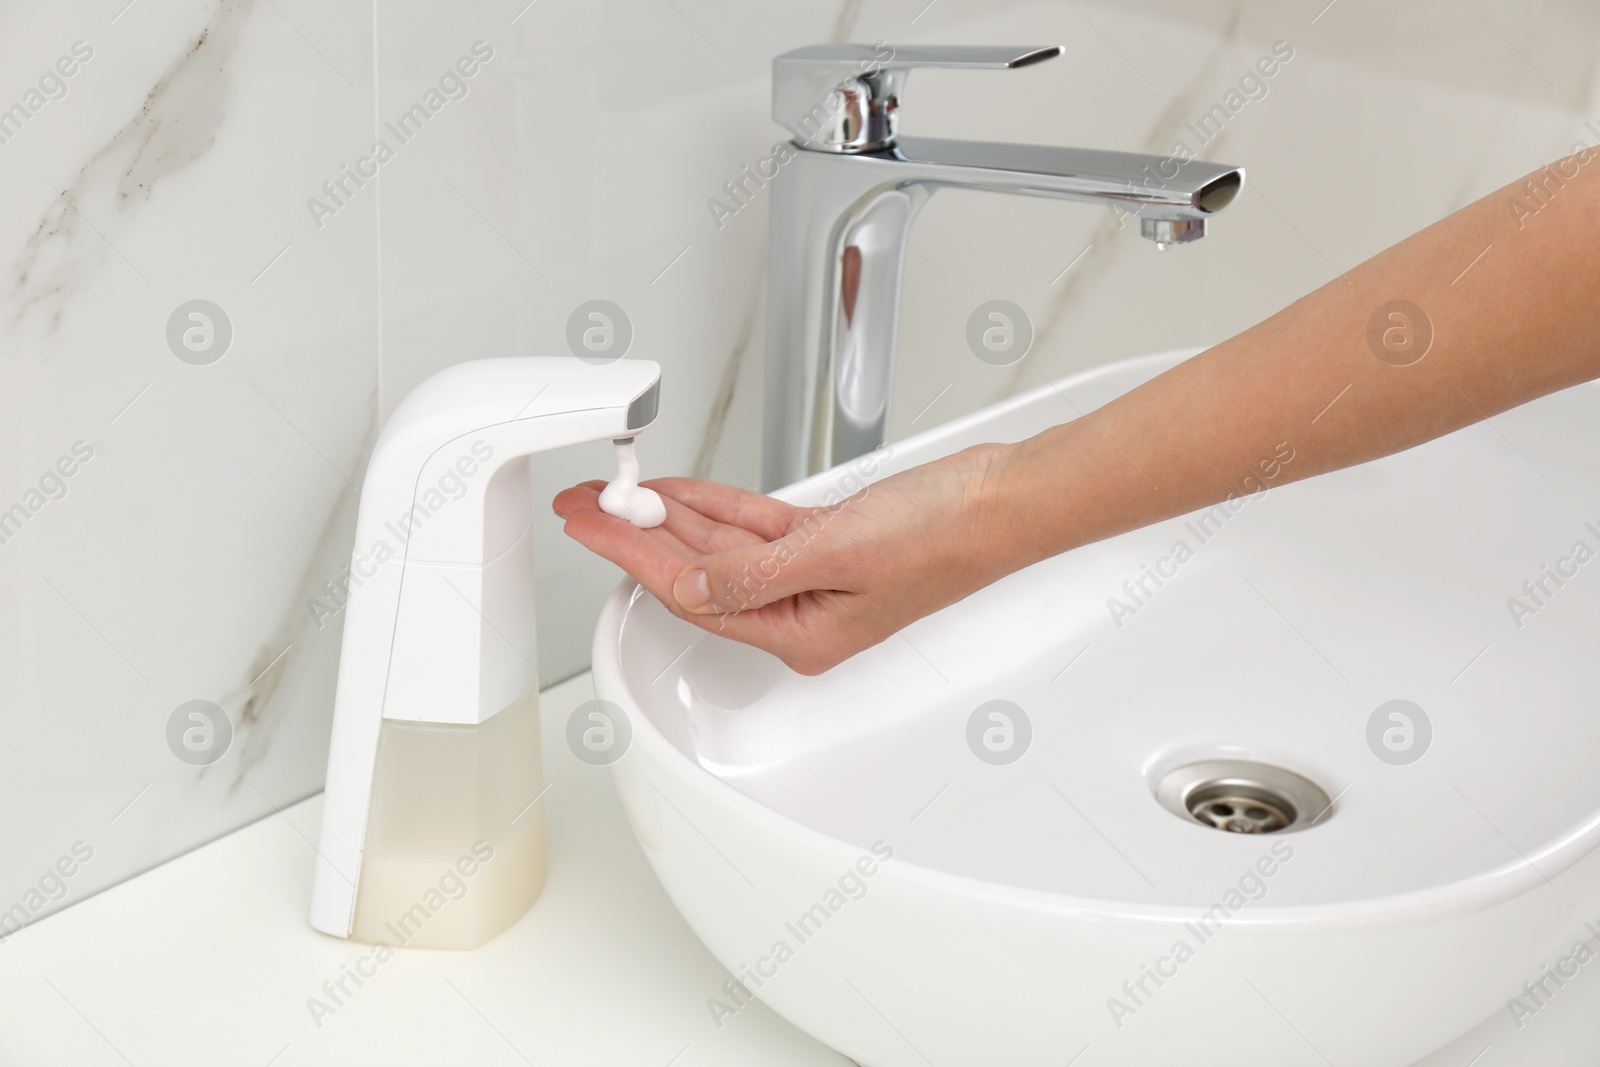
[{"left": 592, "top": 348, "right": 1600, "bottom": 1066}]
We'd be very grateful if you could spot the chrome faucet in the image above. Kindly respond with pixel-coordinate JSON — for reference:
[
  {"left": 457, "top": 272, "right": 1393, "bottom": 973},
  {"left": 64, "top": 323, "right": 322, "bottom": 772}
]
[{"left": 760, "top": 43, "right": 1246, "bottom": 490}]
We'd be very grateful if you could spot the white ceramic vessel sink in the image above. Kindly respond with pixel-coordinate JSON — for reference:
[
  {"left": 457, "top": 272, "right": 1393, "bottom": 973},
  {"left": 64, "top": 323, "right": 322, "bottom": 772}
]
[{"left": 594, "top": 349, "right": 1600, "bottom": 1066}]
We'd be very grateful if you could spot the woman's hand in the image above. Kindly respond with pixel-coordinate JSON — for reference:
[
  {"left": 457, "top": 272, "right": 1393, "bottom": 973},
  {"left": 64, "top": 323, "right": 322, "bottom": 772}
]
[{"left": 553, "top": 444, "right": 1018, "bottom": 675}]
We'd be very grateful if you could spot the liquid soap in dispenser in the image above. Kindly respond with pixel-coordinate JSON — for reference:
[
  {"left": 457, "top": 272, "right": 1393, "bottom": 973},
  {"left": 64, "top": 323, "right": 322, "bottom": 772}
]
[{"left": 309, "top": 356, "right": 661, "bottom": 949}]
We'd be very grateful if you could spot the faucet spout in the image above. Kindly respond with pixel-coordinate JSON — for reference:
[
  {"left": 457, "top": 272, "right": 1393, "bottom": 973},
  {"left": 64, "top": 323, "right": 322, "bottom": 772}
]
[{"left": 879, "top": 135, "right": 1243, "bottom": 219}]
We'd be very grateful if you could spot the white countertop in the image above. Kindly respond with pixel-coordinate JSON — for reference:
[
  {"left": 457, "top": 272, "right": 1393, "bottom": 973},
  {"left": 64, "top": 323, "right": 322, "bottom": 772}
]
[
  {"left": 0, "top": 675, "right": 849, "bottom": 1067},
  {"left": 4, "top": 671, "right": 1599, "bottom": 1067}
]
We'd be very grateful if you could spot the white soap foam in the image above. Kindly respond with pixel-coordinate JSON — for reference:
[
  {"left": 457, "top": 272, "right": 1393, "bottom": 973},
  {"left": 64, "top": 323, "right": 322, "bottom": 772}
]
[{"left": 599, "top": 438, "right": 666, "bottom": 528}]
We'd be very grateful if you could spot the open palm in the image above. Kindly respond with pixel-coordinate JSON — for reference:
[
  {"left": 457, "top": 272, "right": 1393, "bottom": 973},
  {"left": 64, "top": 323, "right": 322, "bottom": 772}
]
[{"left": 553, "top": 445, "right": 1010, "bottom": 675}]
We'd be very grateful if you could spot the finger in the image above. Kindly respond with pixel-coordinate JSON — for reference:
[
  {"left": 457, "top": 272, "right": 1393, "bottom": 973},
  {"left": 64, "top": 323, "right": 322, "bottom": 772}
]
[
  {"left": 675, "top": 588, "right": 883, "bottom": 674},
  {"left": 657, "top": 493, "right": 770, "bottom": 555},
  {"left": 553, "top": 481, "right": 608, "bottom": 519},
  {"left": 680, "top": 596, "right": 820, "bottom": 665},
  {"left": 564, "top": 506, "right": 698, "bottom": 563},
  {"left": 565, "top": 509, "right": 803, "bottom": 652},
  {"left": 670, "top": 533, "right": 838, "bottom": 615},
  {"left": 644, "top": 477, "right": 797, "bottom": 541},
  {"left": 559, "top": 481, "right": 757, "bottom": 557}
]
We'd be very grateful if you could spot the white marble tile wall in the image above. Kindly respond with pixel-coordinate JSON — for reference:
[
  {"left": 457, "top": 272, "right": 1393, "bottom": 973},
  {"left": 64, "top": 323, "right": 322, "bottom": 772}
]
[
  {"left": 1, "top": 0, "right": 378, "bottom": 932},
  {"left": 1, "top": 0, "right": 1595, "bottom": 947}
]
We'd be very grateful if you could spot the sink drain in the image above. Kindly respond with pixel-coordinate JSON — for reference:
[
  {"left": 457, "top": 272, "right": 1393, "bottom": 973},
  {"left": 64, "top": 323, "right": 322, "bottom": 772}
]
[{"left": 1155, "top": 760, "right": 1332, "bottom": 835}]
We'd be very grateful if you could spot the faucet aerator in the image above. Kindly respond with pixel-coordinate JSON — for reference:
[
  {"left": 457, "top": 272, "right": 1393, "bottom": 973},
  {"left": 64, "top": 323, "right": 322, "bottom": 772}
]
[{"left": 1141, "top": 217, "right": 1207, "bottom": 247}]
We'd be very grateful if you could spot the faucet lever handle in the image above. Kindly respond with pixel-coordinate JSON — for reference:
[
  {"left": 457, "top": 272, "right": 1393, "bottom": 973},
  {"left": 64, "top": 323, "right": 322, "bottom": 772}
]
[{"left": 772, "top": 43, "right": 1062, "bottom": 153}]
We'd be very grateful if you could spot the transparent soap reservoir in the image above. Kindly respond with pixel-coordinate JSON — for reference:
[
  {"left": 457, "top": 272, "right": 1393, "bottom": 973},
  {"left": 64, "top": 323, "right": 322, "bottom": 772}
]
[{"left": 349, "top": 685, "right": 545, "bottom": 949}]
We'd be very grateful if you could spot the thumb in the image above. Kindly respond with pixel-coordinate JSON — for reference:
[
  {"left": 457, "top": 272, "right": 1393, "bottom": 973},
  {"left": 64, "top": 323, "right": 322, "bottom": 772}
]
[{"left": 673, "top": 536, "right": 828, "bottom": 614}]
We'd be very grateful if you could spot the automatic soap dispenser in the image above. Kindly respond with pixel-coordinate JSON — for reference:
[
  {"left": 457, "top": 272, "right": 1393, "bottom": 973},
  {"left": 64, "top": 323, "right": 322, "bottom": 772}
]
[{"left": 309, "top": 356, "right": 661, "bottom": 949}]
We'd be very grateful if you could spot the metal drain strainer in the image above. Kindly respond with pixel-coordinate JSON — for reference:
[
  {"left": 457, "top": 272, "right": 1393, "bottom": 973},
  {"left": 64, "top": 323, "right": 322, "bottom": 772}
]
[{"left": 1155, "top": 760, "right": 1332, "bottom": 835}]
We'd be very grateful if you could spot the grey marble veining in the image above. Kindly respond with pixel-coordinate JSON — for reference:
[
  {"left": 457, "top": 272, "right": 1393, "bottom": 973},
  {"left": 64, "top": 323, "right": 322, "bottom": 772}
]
[{"left": 9, "top": 0, "right": 259, "bottom": 337}]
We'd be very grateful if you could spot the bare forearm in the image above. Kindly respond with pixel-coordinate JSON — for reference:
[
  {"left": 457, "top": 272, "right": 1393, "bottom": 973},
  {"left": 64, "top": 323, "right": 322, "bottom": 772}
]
[{"left": 992, "top": 153, "right": 1600, "bottom": 567}]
